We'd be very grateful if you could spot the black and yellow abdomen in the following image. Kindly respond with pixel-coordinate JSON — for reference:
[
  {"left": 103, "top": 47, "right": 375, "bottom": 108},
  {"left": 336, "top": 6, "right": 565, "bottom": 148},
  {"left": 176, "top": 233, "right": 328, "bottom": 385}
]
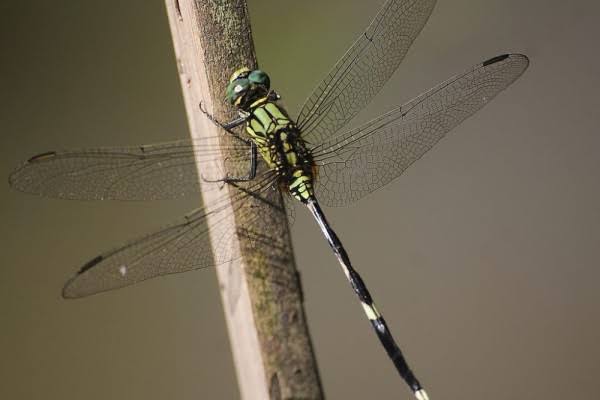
[{"left": 245, "top": 98, "right": 315, "bottom": 203}]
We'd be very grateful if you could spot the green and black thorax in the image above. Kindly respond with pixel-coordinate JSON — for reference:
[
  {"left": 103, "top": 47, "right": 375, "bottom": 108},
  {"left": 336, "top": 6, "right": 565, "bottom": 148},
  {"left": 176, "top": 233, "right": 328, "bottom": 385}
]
[{"left": 226, "top": 68, "right": 315, "bottom": 203}]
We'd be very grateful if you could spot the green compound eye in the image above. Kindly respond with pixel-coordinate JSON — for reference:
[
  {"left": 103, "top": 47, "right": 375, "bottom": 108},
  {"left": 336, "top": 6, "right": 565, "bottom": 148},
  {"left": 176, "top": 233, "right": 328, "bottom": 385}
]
[
  {"left": 248, "top": 70, "right": 270, "bottom": 89},
  {"left": 225, "top": 78, "right": 250, "bottom": 104},
  {"left": 225, "top": 69, "right": 271, "bottom": 105}
]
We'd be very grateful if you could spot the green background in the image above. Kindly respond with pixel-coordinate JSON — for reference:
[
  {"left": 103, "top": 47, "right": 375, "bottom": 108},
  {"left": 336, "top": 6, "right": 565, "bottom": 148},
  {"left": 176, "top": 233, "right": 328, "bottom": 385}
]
[{"left": 2, "top": 0, "right": 599, "bottom": 399}]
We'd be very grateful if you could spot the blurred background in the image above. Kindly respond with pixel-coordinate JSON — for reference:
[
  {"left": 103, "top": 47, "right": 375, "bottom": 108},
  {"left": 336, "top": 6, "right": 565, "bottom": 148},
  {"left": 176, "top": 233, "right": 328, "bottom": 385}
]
[{"left": 1, "top": 0, "right": 599, "bottom": 399}]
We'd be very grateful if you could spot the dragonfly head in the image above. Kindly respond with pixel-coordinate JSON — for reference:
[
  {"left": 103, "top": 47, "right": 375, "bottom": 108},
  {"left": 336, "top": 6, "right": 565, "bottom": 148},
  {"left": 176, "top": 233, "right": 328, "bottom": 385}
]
[{"left": 226, "top": 68, "right": 271, "bottom": 110}]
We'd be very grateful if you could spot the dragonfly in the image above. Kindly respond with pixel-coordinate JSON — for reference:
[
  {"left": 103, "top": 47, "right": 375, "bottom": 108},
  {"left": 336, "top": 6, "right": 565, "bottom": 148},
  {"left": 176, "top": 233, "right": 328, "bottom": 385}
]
[{"left": 9, "top": 0, "right": 529, "bottom": 398}]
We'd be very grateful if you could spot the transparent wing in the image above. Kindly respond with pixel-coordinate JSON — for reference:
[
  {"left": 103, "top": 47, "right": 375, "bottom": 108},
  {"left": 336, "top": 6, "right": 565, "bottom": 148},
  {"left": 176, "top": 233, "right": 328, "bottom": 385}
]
[
  {"left": 9, "top": 137, "right": 253, "bottom": 200},
  {"left": 312, "top": 54, "right": 529, "bottom": 206},
  {"left": 282, "top": 192, "right": 297, "bottom": 227},
  {"left": 62, "top": 171, "right": 282, "bottom": 298},
  {"left": 297, "top": 0, "right": 436, "bottom": 144}
]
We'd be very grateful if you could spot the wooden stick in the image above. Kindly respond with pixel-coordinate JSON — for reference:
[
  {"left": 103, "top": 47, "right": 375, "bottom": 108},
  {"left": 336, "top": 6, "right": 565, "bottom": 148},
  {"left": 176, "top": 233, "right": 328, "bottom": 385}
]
[{"left": 164, "top": 1, "right": 323, "bottom": 399}]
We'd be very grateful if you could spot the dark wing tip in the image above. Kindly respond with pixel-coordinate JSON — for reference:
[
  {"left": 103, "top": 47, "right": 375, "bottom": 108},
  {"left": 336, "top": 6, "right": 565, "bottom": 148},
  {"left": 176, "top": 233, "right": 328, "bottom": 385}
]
[
  {"left": 79, "top": 255, "right": 104, "bottom": 273},
  {"left": 61, "top": 255, "right": 104, "bottom": 299},
  {"left": 8, "top": 151, "right": 57, "bottom": 192},
  {"left": 27, "top": 151, "right": 57, "bottom": 163},
  {"left": 482, "top": 53, "right": 530, "bottom": 68},
  {"left": 483, "top": 54, "right": 510, "bottom": 66}
]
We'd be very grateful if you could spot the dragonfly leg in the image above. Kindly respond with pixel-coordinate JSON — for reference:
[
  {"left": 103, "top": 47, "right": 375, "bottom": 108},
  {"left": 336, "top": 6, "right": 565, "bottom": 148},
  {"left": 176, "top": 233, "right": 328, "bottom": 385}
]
[
  {"left": 199, "top": 101, "right": 248, "bottom": 136},
  {"left": 201, "top": 140, "right": 257, "bottom": 183},
  {"left": 198, "top": 102, "right": 257, "bottom": 183}
]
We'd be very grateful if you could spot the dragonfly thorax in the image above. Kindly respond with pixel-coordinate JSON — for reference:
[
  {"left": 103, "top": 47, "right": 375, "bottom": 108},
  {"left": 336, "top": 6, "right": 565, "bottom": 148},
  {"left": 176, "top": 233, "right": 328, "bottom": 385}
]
[{"left": 245, "top": 98, "right": 315, "bottom": 203}]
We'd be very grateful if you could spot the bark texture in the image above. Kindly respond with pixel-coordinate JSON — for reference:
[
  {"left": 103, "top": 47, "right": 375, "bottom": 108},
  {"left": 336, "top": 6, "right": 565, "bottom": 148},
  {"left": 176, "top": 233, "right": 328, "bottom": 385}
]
[{"left": 164, "top": 1, "right": 324, "bottom": 399}]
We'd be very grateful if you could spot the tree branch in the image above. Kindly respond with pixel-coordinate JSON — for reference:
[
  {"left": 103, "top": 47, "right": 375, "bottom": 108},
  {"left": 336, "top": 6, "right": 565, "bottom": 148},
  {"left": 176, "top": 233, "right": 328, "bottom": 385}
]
[{"left": 164, "top": 1, "right": 323, "bottom": 398}]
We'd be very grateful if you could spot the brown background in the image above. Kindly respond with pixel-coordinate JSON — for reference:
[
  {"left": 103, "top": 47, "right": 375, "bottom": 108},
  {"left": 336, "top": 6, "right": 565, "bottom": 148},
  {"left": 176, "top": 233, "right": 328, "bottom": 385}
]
[{"left": 2, "top": 1, "right": 599, "bottom": 399}]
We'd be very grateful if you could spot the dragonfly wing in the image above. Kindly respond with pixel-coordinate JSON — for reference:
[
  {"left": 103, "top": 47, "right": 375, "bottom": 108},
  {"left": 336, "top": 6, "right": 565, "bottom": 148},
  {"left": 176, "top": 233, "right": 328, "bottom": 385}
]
[
  {"left": 9, "top": 137, "right": 253, "bottom": 200},
  {"left": 279, "top": 191, "right": 297, "bottom": 227},
  {"left": 312, "top": 54, "right": 529, "bottom": 206},
  {"left": 62, "top": 172, "right": 282, "bottom": 298},
  {"left": 297, "top": 0, "right": 436, "bottom": 144},
  {"left": 63, "top": 207, "right": 225, "bottom": 298}
]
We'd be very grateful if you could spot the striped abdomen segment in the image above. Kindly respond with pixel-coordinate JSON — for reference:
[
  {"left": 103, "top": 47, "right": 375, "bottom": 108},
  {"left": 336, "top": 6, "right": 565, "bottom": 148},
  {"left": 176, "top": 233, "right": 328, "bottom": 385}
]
[{"left": 306, "top": 199, "right": 428, "bottom": 400}]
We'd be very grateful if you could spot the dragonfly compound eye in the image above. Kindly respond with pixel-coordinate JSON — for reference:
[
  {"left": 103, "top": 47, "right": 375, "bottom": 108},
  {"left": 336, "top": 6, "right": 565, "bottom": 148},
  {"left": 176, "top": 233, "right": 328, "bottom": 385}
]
[
  {"left": 225, "top": 78, "right": 250, "bottom": 105},
  {"left": 248, "top": 70, "right": 270, "bottom": 90},
  {"left": 225, "top": 72, "right": 272, "bottom": 107}
]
